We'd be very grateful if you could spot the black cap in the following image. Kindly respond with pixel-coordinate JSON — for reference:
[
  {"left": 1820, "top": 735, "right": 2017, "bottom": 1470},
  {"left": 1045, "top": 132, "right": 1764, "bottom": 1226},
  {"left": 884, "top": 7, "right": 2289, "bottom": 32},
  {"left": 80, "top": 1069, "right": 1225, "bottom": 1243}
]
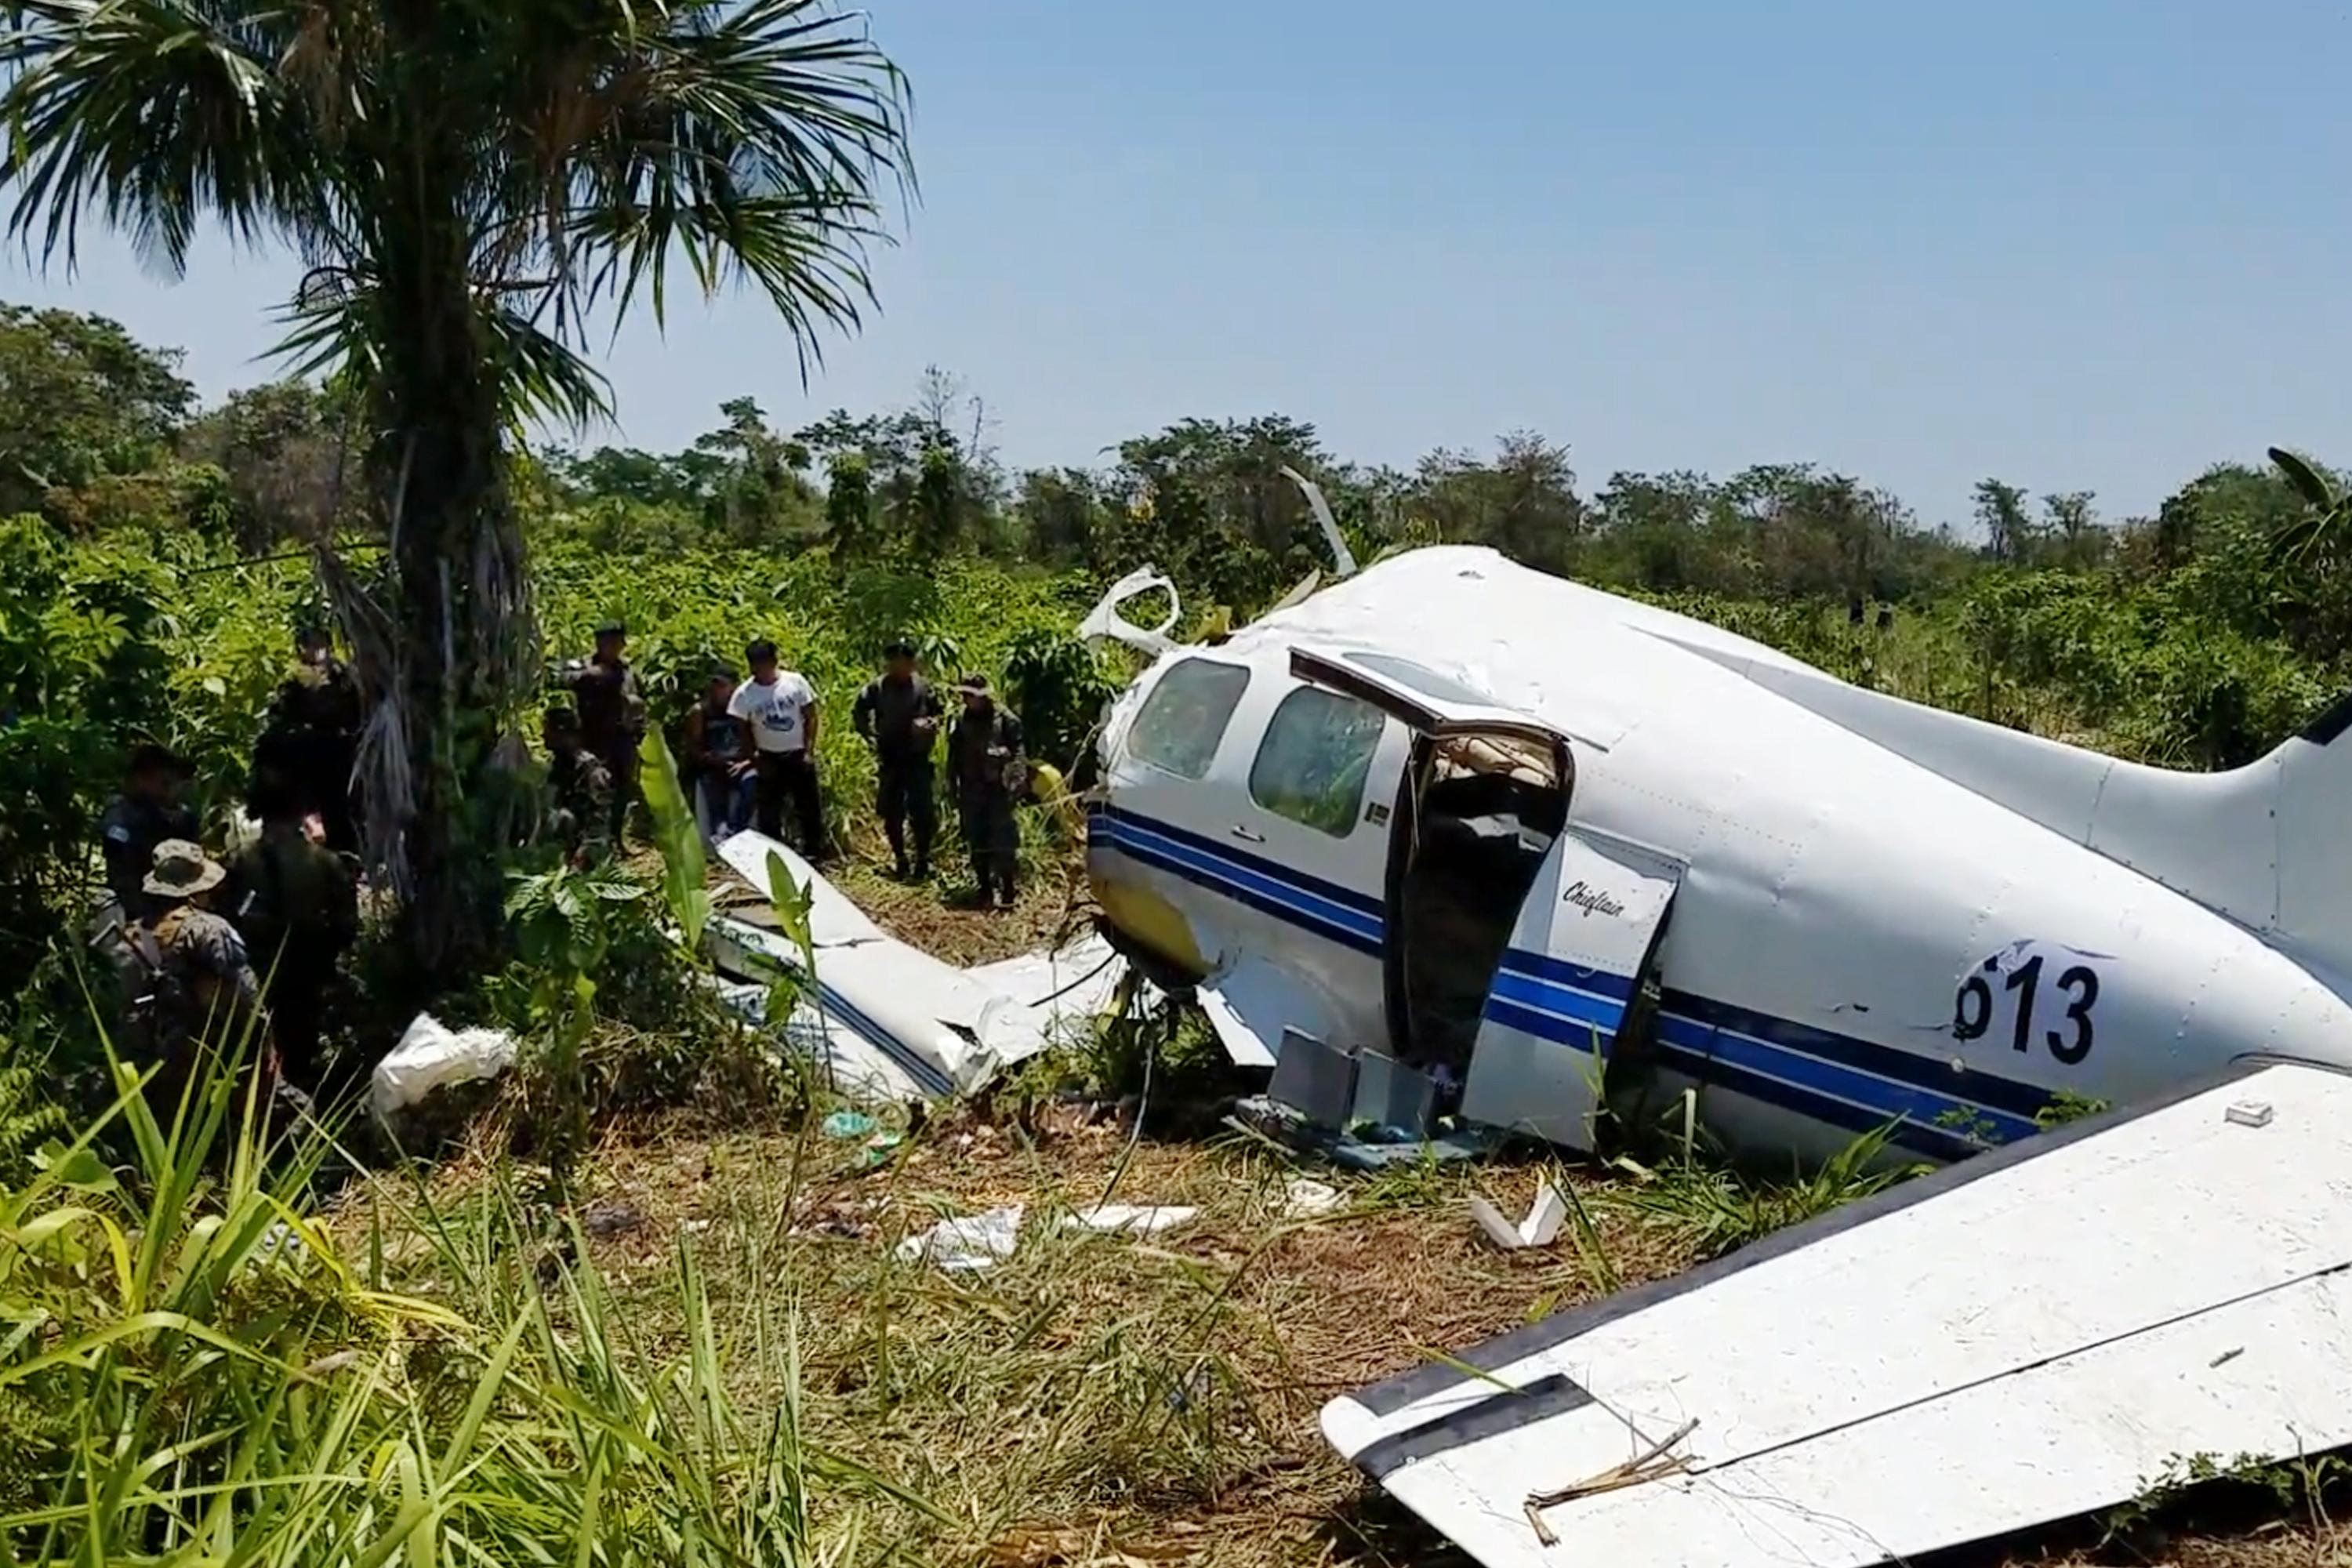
[
  {"left": 710, "top": 661, "right": 740, "bottom": 683},
  {"left": 955, "top": 673, "right": 991, "bottom": 696},
  {"left": 543, "top": 702, "right": 582, "bottom": 731},
  {"left": 883, "top": 637, "right": 917, "bottom": 659},
  {"left": 594, "top": 618, "right": 625, "bottom": 638}
]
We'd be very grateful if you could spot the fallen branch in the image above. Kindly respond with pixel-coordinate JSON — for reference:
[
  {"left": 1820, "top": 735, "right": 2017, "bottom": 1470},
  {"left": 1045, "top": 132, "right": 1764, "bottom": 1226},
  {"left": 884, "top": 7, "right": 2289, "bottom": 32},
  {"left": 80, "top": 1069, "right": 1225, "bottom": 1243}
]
[{"left": 1523, "top": 1417, "right": 1700, "bottom": 1546}]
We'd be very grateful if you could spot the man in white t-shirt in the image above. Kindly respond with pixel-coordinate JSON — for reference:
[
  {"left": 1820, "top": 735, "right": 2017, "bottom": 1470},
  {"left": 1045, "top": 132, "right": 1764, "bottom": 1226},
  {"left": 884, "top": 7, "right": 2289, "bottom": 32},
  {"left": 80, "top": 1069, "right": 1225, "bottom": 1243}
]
[{"left": 728, "top": 638, "right": 827, "bottom": 862}]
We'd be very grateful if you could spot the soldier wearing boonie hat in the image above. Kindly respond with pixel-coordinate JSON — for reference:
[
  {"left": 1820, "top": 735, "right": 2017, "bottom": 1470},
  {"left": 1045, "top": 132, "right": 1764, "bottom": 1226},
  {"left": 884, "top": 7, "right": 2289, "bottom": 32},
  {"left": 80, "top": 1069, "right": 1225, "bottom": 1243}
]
[{"left": 132, "top": 839, "right": 272, "bottom": 1113}]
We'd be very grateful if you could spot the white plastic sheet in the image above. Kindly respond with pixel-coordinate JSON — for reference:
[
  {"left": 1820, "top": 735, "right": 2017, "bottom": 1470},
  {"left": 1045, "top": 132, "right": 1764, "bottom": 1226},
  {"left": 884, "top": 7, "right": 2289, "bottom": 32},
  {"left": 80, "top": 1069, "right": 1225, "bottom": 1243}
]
[{"left": 372, "top": 1012, "right": 518, "bottom": 1119}]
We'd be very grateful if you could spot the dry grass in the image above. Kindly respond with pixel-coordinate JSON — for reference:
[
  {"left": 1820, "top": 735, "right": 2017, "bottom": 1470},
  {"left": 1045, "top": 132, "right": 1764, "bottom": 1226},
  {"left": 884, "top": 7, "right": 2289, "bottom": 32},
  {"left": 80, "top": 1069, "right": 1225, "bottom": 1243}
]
[
  {"left": 358, "top": 1100, "right": 1699, "bottom": 1568},
  {"left": 826, "top": 858, "right": 1084, "bottom": 970},
  {"left": 353, "top": 1099, "right": 2347, "bottom": 1568}
]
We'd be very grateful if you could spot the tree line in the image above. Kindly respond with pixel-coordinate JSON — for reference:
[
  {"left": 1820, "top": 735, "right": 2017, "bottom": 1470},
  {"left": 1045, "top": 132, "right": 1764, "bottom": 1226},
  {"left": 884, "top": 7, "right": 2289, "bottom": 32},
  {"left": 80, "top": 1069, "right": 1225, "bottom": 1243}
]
[{"left": 9, "top": 297, "right": 2347, "bottom": 695}]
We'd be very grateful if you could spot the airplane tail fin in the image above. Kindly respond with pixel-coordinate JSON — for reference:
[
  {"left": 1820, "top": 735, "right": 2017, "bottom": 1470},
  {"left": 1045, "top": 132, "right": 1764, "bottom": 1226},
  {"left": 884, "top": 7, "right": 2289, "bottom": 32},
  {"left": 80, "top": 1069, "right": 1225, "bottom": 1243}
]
[
  {"left": 2188, "top": 695, "right": 2352, "bottom": 988},
  {"left": 1645, "top": 625, "right": 2352, "bottom": 992}
]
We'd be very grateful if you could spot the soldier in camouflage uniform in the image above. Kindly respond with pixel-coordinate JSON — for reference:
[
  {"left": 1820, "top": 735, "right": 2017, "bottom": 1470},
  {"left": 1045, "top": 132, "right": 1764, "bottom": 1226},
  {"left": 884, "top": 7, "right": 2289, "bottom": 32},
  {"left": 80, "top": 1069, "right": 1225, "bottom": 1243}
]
[
  {"left": 263, "top": 624, "right": 363, "bottom": 855},
  {"left": 543, "top": 705, "right": 615, "bottom": 864},
  {"left": 129, "top": 840, "right": 275, "bottom": 1121},
  {"left": 225, "top": 767, "right": 361, "bottom": 1102},
  {"left": 559, "top": 619, "right": 645, "bottom": 848},
  {"left": 946, "top": 675, "right": 1026, "bottom": 910},
  {"left": 98, "top": 743, "right": 198, "bottom": 926}
]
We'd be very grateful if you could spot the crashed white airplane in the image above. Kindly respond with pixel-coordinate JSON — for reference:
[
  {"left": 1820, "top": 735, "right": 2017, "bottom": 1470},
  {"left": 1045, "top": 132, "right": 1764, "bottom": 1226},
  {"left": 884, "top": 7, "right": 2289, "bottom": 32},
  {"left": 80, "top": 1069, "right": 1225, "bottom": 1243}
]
[
  {"left": 1071, "top": 528, "right": 2352, "bottom": 1566},
  {"left": 696, "top": 502, "right": 2352, "bottom": 1566}
]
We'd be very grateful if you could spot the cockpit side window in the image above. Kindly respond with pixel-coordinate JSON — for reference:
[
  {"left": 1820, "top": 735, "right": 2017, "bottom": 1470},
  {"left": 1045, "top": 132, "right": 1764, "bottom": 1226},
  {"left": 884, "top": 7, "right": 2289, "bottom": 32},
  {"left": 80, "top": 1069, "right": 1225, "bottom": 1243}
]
[
  {"left": 1125, "top": 658, "right": 1252, "bottom": 780},
  {"left": 1250, "top": 686, "right": 1387, "bottom": 837}
]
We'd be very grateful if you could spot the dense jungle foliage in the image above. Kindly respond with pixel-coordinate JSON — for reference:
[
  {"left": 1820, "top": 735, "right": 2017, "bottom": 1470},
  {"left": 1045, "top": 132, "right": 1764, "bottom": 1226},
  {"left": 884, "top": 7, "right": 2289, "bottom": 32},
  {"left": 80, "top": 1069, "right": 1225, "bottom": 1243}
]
[{"left": 3, "top": 302, "right": 2347, "bottom": 1014}]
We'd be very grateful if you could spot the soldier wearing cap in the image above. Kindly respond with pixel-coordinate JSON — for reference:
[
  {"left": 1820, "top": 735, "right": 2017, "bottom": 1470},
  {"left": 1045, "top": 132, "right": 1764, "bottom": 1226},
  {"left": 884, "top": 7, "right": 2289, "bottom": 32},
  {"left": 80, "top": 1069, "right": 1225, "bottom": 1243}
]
[
  {"left": 262, "top": 621, "right": 363, "bottom": 855},
  {"left": 946, "top": 673, "right": 1026, "bottom": 909},
  {"left": 98, "top": 742, "right": 199, "bottom": 925},
  {"left": 131, "top": 838, "right": 274, "bottom": 1116},
  {"left": 852, "top": 638, "right": 943, "bottom": 880},
  {"left": 559, "top": 618, "right": 646, "bottom": 846},
  {"left": 543, "top": 704, "right": 615, "bottom": 864}
]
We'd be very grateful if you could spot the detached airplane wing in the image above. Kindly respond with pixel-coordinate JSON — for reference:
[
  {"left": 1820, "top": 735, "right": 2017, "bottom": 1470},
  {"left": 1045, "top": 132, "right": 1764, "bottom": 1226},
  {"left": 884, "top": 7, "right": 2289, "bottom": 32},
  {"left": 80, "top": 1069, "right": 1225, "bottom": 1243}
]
[
  {"left": 1323, "top": 1062, "right": 2352, "bottom": 1568},
  {"left": 707, "top": 832, "right": 1128, "bottom": 1101}
]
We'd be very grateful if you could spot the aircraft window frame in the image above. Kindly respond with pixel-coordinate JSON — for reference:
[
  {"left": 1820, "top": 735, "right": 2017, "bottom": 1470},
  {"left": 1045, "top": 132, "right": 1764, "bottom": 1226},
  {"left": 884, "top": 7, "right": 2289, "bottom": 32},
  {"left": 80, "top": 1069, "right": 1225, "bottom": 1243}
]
[
  {"left": 1344, "top": 651, "right": 1501, "bottom": 711},
  {"left": 1249, "top": 684, "right": 1388, "bottom": 839},
  {"left": 1123, "top": 657, "right": 1253, "bottom": 781}
]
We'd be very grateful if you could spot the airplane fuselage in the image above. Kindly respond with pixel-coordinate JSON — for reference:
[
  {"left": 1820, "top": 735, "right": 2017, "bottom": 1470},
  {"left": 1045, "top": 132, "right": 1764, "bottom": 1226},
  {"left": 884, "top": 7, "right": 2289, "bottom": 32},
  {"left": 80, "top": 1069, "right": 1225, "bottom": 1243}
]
[{"left": 1085, "top": 546, "right": 2352, "bottom": 1163}]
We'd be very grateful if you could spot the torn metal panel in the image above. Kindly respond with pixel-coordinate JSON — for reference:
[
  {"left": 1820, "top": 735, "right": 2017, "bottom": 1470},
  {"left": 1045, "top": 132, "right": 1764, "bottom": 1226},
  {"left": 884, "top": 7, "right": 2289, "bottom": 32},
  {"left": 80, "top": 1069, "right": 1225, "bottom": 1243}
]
[
  {"left": 717, "top": 831, "right": 886, "bottom": 948},
  {"left": 1078, "top": 564, "right": 1183, "bottom": 655},
  {"left": 964, "top": 932, "right": 1133, "bottom": 1063},
  {"left": 1323, "top": 1062, "right": 2352, "bottom": 1568},
  {"left": 708, "top": 832, "right": 1130, "bottom": 1101},
  {"left": 1199, "top": 959, "right": 1319, "bottom": 1069},
  {"left": 1279, "top": 466, "right": 1357, "bottom": 579}
]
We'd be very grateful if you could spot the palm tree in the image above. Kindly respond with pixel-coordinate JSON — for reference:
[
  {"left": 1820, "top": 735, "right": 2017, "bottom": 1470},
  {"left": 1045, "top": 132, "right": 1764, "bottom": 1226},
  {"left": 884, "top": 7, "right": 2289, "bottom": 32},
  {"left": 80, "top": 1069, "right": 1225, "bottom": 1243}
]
[{"left": 0, "top": 0, "right": 911, "bottom": 965}]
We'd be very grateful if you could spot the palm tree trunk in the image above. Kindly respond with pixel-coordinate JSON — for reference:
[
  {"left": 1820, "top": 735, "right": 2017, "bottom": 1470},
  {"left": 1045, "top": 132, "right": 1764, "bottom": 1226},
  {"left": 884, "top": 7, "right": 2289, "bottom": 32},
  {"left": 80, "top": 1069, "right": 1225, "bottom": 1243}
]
[{"left": 368, "top": 185, "right": 538, "bottom": 975}]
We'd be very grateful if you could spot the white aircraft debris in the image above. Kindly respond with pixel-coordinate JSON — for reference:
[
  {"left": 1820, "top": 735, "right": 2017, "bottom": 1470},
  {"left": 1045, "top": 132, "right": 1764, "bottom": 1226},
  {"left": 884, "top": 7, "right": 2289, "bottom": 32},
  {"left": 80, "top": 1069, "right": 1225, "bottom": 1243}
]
[
  {"left": 1196, "top": 977, "right": 1279, "bottom": 1068},
  {"left": 896, "top": 1205, "right": 1025, "bottom": 1272},
  {"left": 705, "top": 833, "right": 1131, "bottom": 1103},
  {"left": 1281, "top": 1177, "right": 1344, "bottom": 1218},
  {"left": 1078, "top": 564, "right": 1184, "bottom": 655},
  {"left": 1468, "top": 1181, "right": 1567, "bottom": 1251},
  {"left": 1322, "top": 1062, "right": 2352, "bottom": 1568},
  {"left": 1060, "top": 1203, "right": 1198, "bottom": 1236}
]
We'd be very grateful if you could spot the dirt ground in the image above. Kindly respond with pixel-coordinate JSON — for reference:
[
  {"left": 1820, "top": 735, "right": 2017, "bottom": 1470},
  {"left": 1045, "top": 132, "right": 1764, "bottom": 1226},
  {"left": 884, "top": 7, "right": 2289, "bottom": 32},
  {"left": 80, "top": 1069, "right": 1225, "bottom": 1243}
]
[
  {"left": 538, "top": 1103, "right": 2345, "bottom": 1568},
  {"left": 401, "top": 867, "right": 2346, "bottom": 1568}
]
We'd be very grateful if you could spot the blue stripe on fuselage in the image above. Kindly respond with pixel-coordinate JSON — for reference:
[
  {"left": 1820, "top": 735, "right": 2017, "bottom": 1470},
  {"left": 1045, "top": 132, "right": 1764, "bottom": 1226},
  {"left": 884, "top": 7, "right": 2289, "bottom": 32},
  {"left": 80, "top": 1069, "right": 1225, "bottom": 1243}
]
[
  {"left": 1087, "top": 811, "right": 1385, "bottom": 956},
  {"left": 1087, "top": 800, "right": 2053, "bottom": 1151}
]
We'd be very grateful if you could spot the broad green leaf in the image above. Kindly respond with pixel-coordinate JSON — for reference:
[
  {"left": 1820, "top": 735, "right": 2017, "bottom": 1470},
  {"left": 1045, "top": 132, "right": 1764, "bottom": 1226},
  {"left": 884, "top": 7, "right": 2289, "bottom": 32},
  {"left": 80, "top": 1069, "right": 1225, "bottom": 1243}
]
[{"left": 2270, "top": 446, "right": 2339, "bottom": 510}]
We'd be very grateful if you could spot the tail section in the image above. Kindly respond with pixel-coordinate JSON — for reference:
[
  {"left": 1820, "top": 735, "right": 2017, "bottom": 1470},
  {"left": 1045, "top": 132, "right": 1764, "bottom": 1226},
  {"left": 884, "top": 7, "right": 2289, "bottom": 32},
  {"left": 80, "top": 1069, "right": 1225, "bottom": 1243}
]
[{"left": 1642, "top": 626, "right": 2352, "bottom": 990}]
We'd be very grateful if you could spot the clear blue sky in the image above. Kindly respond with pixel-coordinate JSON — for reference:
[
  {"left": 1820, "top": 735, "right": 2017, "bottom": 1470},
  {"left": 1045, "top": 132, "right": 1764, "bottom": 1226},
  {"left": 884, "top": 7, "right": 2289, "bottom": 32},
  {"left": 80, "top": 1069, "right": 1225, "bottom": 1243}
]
[{"left": 5, "top": 0, "right": 2349, "bottom": 529}]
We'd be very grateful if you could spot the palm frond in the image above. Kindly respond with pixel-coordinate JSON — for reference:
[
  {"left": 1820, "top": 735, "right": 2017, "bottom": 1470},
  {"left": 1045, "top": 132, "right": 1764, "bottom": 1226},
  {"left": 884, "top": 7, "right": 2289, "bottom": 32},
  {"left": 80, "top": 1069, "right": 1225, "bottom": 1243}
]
[
  {"left": 271, "top": 267, "right": 612, "bottom": 435},
  {"left": 2270, "top": 446, "right": 2338, "bottom": 511},
  {"left": 512, "top": 0, "right": 915, "bottom": 381},
  {"left": 0, "top": 0, "right": 329, "bottom": 272},
  {"left": 2268, "top": 446, "right": 2350, "bottom": 568}
]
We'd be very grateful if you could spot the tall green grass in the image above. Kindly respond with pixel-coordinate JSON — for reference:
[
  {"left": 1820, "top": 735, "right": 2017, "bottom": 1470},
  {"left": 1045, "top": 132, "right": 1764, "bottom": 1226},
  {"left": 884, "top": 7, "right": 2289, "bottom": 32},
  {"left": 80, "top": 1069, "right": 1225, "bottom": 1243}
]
[{"left": 0, "top": 1035, "right": 927, "bottom": 1565}]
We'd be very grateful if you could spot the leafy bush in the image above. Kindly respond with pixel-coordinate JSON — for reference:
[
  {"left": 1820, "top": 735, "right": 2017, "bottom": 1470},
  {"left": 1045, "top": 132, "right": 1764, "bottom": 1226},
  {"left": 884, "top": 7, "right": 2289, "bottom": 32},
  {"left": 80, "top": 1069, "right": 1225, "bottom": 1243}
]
[{"left": 0, "top": 1042, "right": 63, "bottom": 1181}]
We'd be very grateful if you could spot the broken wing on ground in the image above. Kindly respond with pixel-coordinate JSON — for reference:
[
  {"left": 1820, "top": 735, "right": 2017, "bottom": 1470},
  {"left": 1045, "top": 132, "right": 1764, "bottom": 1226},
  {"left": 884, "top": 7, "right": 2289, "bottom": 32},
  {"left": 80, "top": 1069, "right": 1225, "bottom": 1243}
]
[
  {"left": 704, "top": 831, "right": 1129, "bottom": 1102},
  {"left": 1323, "top": 1062, "right": 2352, "bottom": 1568}
]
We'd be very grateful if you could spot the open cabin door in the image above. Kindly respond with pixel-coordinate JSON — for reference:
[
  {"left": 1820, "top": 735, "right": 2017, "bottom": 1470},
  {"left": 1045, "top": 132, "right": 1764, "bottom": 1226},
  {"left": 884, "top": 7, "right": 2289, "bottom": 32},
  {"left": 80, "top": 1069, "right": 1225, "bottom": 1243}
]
[
  {"left": 1459, "top": 826, "right": 1682, "bottom": 1151},
  {"left": 1289, "top": 648, "right": 1682, "bottom": 1153}
]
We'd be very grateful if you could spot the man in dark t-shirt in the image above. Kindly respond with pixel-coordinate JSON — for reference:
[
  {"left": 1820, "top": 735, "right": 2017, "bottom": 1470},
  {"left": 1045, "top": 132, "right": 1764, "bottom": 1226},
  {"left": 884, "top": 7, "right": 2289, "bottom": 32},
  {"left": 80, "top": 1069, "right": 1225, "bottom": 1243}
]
[{"left": 852, "top": 639, "right": 944, "bottom": 880}]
